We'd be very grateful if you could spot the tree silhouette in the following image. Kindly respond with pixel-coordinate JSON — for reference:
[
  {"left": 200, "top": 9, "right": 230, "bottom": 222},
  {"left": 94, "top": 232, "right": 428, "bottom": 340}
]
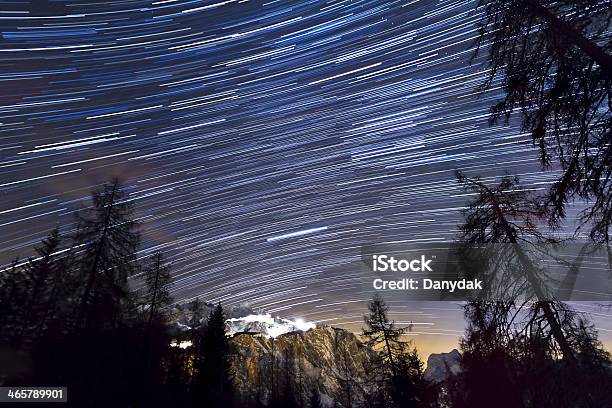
[
  {"left": 453, "top": 171, "right": 612, "bottom": 407},
  {"left": 0, "top": 259, "right": 27, "bottom": 343},
  {"left": 141, "top": 252, "right": 173, "bottom": 336},
  {"left": 362, "top": 294, "right": 423, "bottom": 408},
  {"left": 134, "top": 252, "right": 174, "bottom": 406},
  {"left": 0, "top": 228, "right": 69, "bottom": 346},
  {"left": 72, "top": 178, "right": 140, "bottom": 331},
  {"left": 474, "top": 0, "right": 612, "bottom": 242},
  {"left": 14, "top": 228, "right": 72, "bottom": 345},
  {"left": 191, "top": 303, "right": 235, "bottom": 408},
  {"left": 0, "top": 231, "right": 75, "bottom": 386},
  {"left": 456, "top": 171, "right": 577, "bottom": 360},
  {"left": 363, "top": 294, "right": 406, "bottom": 378}
]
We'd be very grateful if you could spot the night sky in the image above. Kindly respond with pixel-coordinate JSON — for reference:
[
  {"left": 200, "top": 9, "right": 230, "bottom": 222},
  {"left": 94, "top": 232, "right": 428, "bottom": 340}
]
[{"left": 1, "top": 0, "right": 610, "bottom": 355}]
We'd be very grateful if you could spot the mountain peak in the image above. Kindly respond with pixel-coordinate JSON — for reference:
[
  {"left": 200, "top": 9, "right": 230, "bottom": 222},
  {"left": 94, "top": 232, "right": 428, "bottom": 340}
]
[
  {"left": 226, "top": 313, "right": 316, "bottom": 338},
  {"left": 423, "top": 349, "right": 462, "bottom": 383}
]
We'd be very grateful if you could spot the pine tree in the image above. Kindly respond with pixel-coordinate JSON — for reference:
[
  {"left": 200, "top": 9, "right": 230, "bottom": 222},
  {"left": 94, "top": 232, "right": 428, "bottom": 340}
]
[
  {"left": 191, "top": 303, "right": 235, "bottom": 408},
  {"left": 362, "top": 294, "right": 406, "bottom": 378},
  {"left": 456, "top": 171, "right": 576, "bottom": 360},
  {"left": 141, "top": 252, "right": 173, "bottom": 336},
  {"left": 133, "top": 252, "right": 174, "bottom": 406},
  {"left": 45, "top": 179, "right": 142, "bottom": 407},
  {"left": 72, "top": 178, "right": 140, "bottom": 331},
  {"left": 0, "top": 229, "right": 74, "bottom": 347},
  {"left": 15, "top": 228, "right": 72, "bottom": 344},
  {"left": 453, "top": 172, "right": 612, "bottom": 407},
  {"left": 0, "top": 258, "right": 26, "bottom": 343},
  {"left": 362, "top": 294, "right": 421, "bottom": 408},
  {"left": 473, "top": 0, "right": 611, "bottom": 242}
]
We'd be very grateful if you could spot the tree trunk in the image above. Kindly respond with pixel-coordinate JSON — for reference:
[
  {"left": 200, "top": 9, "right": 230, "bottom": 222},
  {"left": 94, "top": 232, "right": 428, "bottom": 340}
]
[
  {"left": 513, "top": 245, "right": 577, "bottom": 362},
  {"left": 146, "top": 261, "right": 160, "bottom": 337},
  {"left": 378, "top": 311, "right": 397, "bottom": 378},
  {"left": 77, "top": 184, "right": 117, "bottom": 329},
  {"left": 488, "top": 190, "right": 577, "bottom": 363}
]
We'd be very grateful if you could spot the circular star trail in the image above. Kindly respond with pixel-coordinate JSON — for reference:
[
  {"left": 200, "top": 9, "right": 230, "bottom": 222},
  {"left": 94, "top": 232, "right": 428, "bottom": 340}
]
[{"left": 1, "top": 0, "right": 609, "bottom": 354}]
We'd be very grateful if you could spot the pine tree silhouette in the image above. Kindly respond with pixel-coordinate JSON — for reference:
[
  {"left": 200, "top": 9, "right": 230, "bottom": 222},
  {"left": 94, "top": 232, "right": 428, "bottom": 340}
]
[
  {"left": 72, "top": 177, "right": 140, "bottom": 331},
  {"left": 141, "top": 252, "right": 173, "bottom": 336},
  {"left": 191, "top": 303, "right": 235, "bottom": 408},
  {"left": 0, "top": 259, "right": 27, "bottom": 344},
  {"left": 15, "top": 228, "right": 71, "bottom": 344},
  {"left": 362, "top": 294, "right": 423, "bottom": 408},
  {"left": 456, "top": 171, "right": 577, "bottom": 359},
  {"left": 452, "top": 171, "right": 612, "bottom": 407},
  {"left": 473, "top": 0, "right": 612, "bottom": 243},
  {"left": 135, "top": 252, "right": 174, "bottom": 406},
  {"left": 56, "top": 178, "right": 141, "bottom": 406}
]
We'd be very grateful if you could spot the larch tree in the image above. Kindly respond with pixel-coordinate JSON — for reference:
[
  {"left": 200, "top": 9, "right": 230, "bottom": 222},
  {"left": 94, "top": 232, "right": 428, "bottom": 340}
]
[
  {"left": 362, "top": 294, "right": 421, "bottom": 408},
  {"left": 473, "top": 0, "right": 612, "bottom": 243},
  {"left": 72, "top": 178, "right": 140, "bottom": 331},
  {"left": 456, "top": 171, "right": 576, "bottom": 359},
  {"left": 453, "top": 171, "right": 612, "bottom": 407},
  {"left": 137, "top": 251, "right": 174, "bottom": 404},
  {"left": 141, "top": 252, "right": 173, "bottom": 336}
]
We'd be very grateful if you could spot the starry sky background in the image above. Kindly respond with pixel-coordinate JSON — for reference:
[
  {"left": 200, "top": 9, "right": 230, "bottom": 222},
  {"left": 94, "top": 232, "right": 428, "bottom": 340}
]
[{"left": 1, "top": 0, "right": 610, "bottom": 356}]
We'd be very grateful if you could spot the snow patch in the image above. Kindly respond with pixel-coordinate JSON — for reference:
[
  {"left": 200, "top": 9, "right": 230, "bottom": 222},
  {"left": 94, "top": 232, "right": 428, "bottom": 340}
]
[
  {"left": 171, "top": 340, "right": 193, "bottom": 349},
  {"left": 226, "top": 313, "right": 315, "bottom": 338}
]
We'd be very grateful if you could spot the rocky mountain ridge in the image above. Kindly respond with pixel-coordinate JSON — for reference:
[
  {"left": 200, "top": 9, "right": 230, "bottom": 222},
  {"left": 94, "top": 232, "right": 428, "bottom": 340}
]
[
  {"left": 229, "top": 325, "right": 461, "bottom": 406},
  {"left": 424, "top": 349, "right": 461, "bottom": 383},
  {"left": 231, "top": 325, "right": 375, "bottom": 407},
  {"left": 170, "top": 302, "right": 461, "bottom": 406}
]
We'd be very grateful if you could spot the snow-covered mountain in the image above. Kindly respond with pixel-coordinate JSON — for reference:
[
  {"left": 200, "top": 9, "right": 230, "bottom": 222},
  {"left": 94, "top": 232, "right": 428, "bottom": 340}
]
[
  {"left": 171, "top": 300, "right": 316, "bottom": 338},
  {"left": 168, "top": 301, "right": 461, "bottom": 407},
  {"left": 226, "top": 313, "right": 315, "bottom": 338}
]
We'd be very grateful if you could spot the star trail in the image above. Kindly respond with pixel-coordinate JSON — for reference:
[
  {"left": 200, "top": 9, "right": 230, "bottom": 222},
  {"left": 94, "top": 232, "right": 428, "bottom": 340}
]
[{"left": 1, "top": 0, "right": 609, "bottom": 355}]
